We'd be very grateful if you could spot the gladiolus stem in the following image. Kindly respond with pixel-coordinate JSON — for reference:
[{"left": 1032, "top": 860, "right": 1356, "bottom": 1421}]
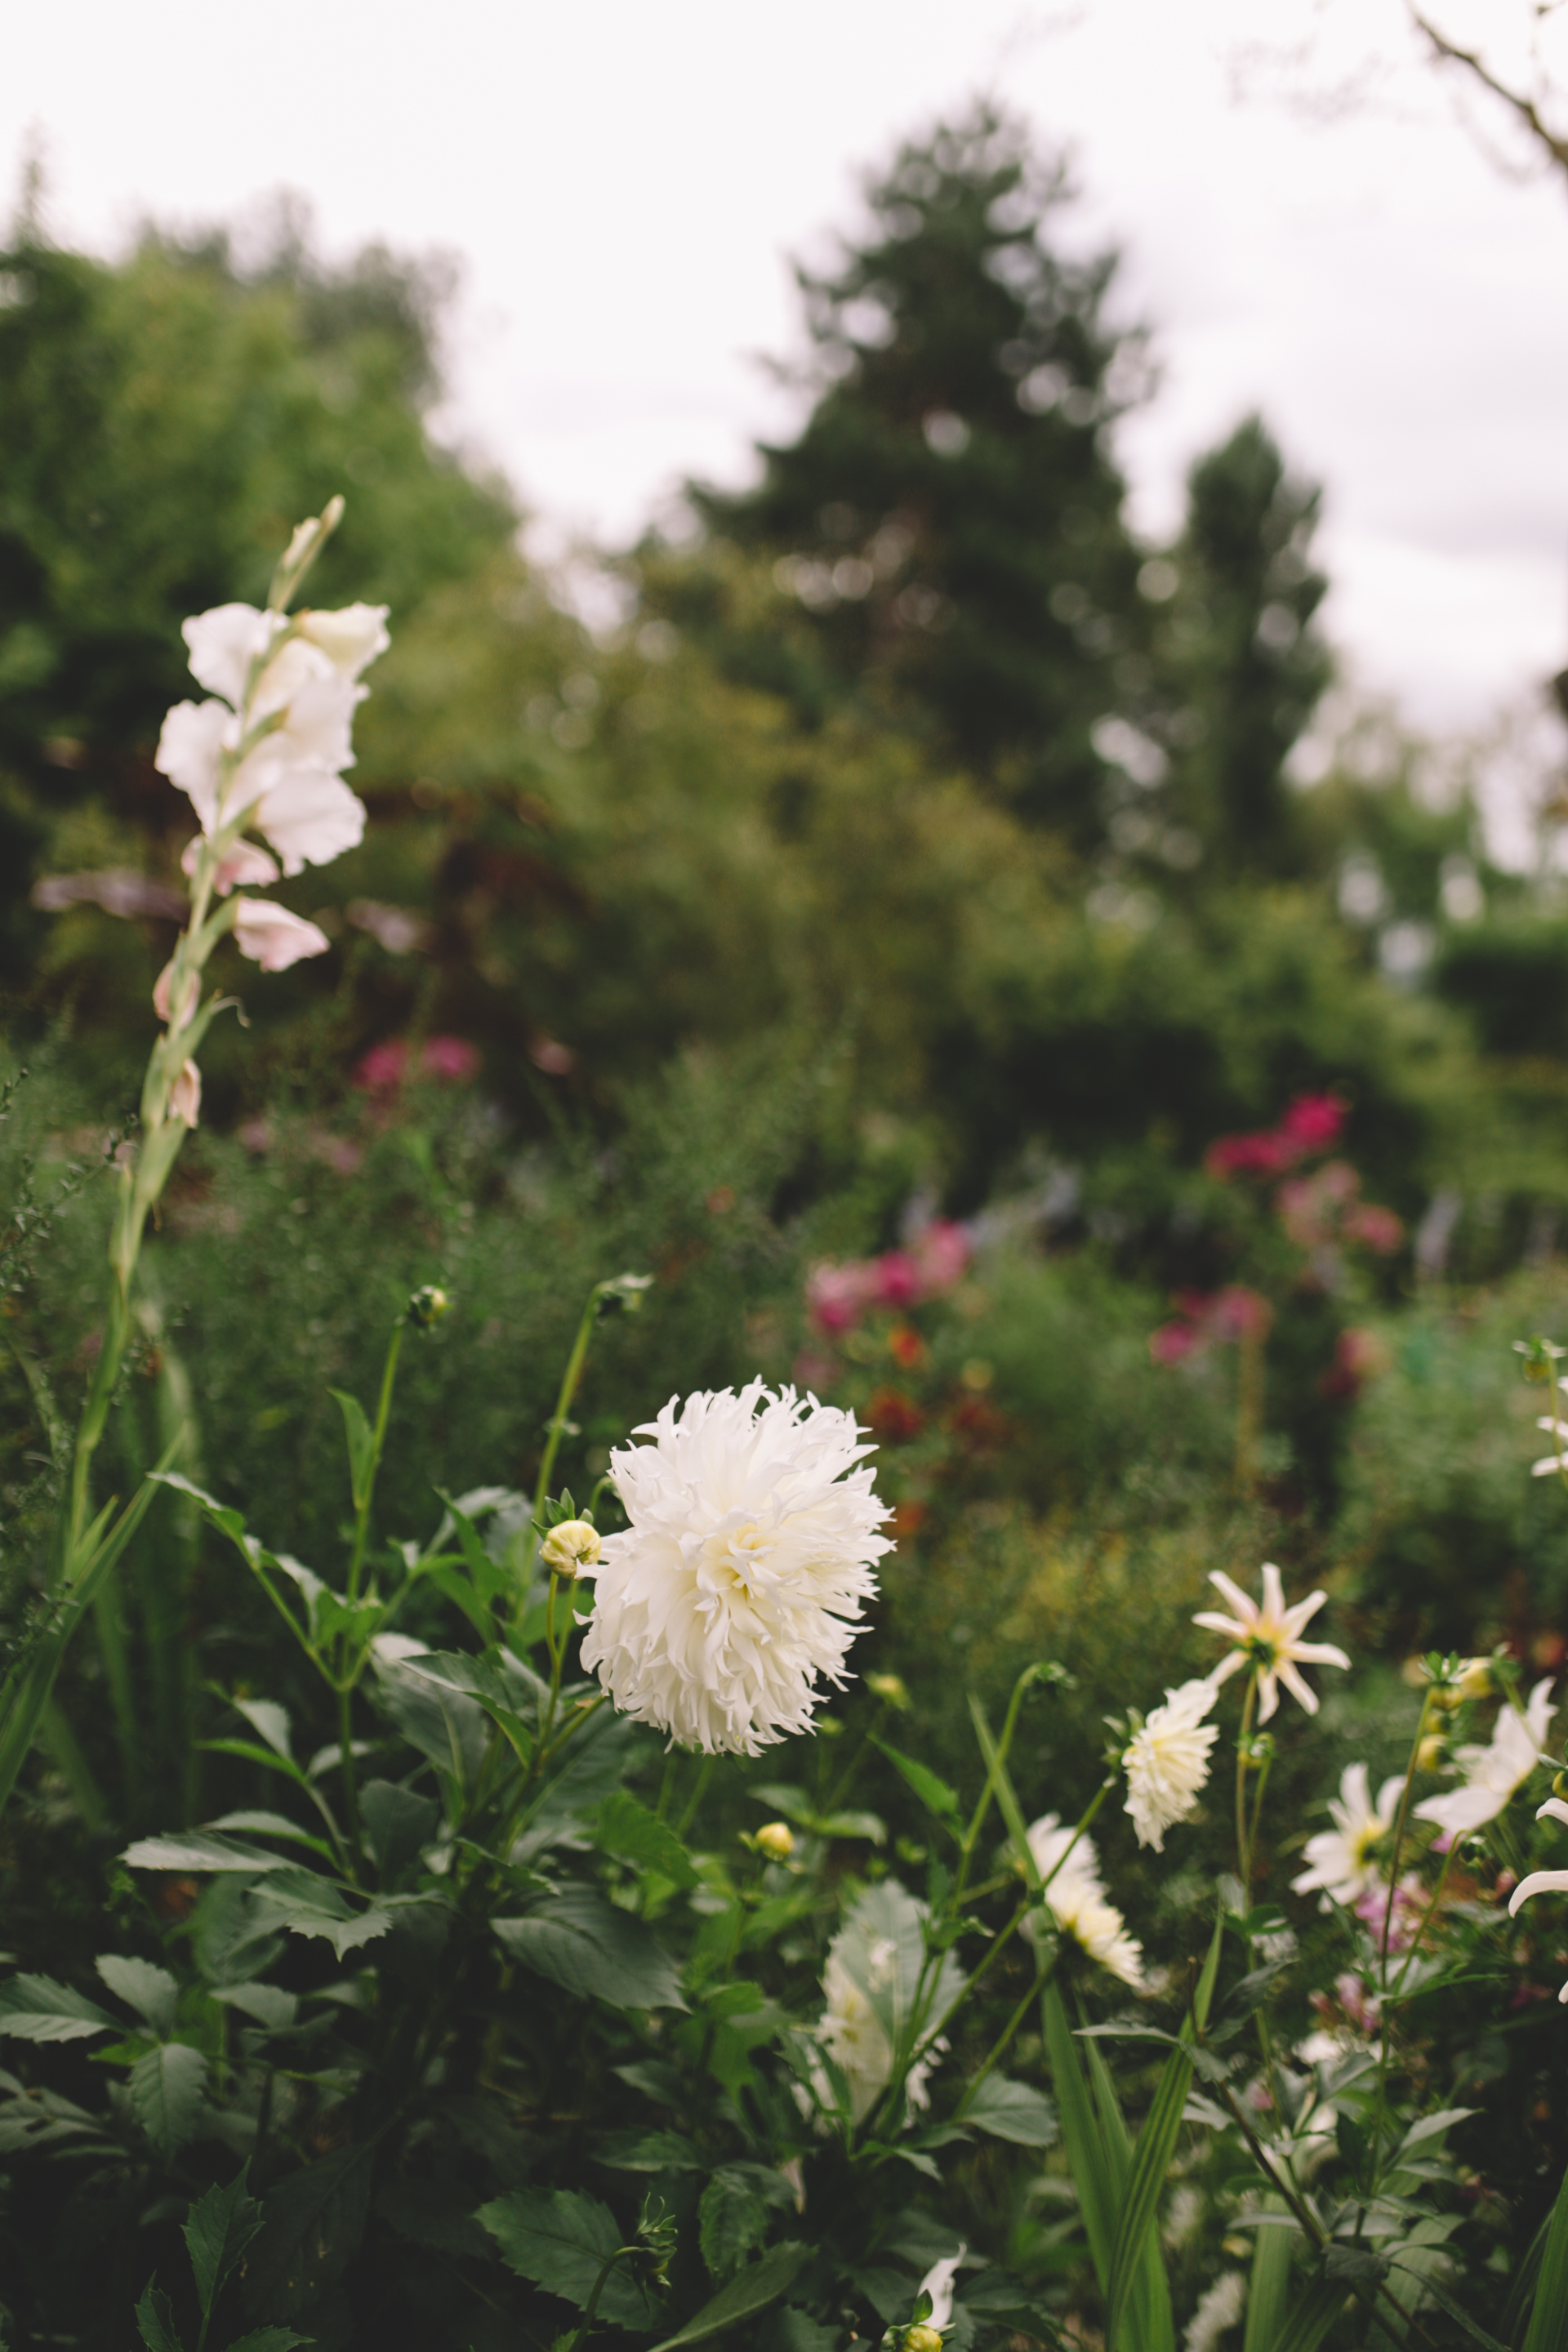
[
  {"left": 514, "top": 1283, "right": 603, "bottom": 1638},
  {"left": 1235, "top": 1673, "right": 1258, "bottom": 1893}
]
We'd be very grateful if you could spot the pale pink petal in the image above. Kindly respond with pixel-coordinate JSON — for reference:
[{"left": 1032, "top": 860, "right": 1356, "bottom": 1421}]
[
  {"left": 182, "top": 603, "right": 280, "bottom": 705},
  {"left": 232, "top": 898, "right": 331, "bottom": 972},
  {"left": 1276, "top": 1659, "right": 1320, "bottom": 1715},
  {"left": 154, "top": 960, "right": 199, "bottom": 1034},
  {"left": 252, "top": 767, "right": 366, "bottom": 875},
  {"left": 170, "top": 1058, "right": 202, "bottom": 1126},
  {"left": 1193, "top": 1610, "right": 1246, "bottom": 1641},
  {"left": 1256, "top": 1667, "right": 1281, "bottom": 1722},
  {"left": 1259, "top": 1562, "right": 1287, "bottom": 1624},
  {"left": 155, "top": 700, "right": 234, "bottom": 831},
  {"left": 1509, "top": 1869, "right": 1568, "bottom": 1916},
  {"left": 1280, "top": 1589, "right": 1330, "bottom": 1639},
  {"left": 1207, "top": 1570, "right": 1258, "bottom": 1623},
  {"left": 296, "top": 602, "right": 390, "bottom": 679},
  {"left": 1290, "top": 1641, "right": 1351, "bottom": 1671},
  {"left": 1377, "top": 1776, "right": 1406, "bottom": 1820},
  {"left": 181, "top": 835, "right": 280, "bottom": 895}
]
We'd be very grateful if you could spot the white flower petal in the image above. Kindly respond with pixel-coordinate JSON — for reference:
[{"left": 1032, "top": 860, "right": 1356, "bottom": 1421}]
[{"left": 182, "top": 602, "right": 281, "bottom": 705}]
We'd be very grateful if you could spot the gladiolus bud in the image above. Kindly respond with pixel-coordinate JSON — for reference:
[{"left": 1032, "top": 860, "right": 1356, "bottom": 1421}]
[
  {"left": 755, "top": 1821, "right": 795, "bottom": 1861},
  {"left": 542, "top": 1519, "right": 600, "bottom": 1577},
  {"left": 408, "top": 1285, "right": 450, "bottom": 1328},
  {"left": 1418, "top": 1735, "right": 1446, "bottom": 1771},
  {"left": 170, "top": 1058, "right": 203, "bottom": 1129},
  {"left": 906, "top": 2329, "right": 944, "bottom": 2352}
]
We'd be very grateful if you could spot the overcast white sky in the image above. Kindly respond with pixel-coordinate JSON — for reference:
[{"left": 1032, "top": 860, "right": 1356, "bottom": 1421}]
[{"left": 7, "top": 0, "right": 1568, "bottom": 742}]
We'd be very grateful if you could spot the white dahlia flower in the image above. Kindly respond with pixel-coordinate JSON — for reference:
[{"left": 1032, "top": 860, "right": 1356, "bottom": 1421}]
[
  {"left": 1414, "top": 1677, "right": 1557, "bottom": 1842},
  {"left": 1123, "top": 1678, "right": 1220, "bottom": 1851},
  {"left": 1194, "top": 1562, "right": 1350, "bottom": 1722},
  {"left": 1292, "top": 1761, "right": 1403, "bottom": 1907},
  {"left": 1024, "top": 1815, "right": 1144, "bottom": 1987},
  {"left": 578, "top": 1382, "right": 891, "bottom": 1754}
]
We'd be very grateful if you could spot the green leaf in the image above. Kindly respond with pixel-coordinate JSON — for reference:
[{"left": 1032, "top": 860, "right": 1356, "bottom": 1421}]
[
  {"left": 479, "top": 2185, "right": 657, "bottom": 2331},
  {"left": 698, "top": 2169, "right": 770, "bottom": 2283},
  {"left": 330, "top": 1387, "right": 376, "bottom": 1512},
  {"left": 648, "top": 2242, "right": 805, "bottom": 2350},
  {"left": 1394, "top": 2104, "right": 1477, "bottom": 2160},
  {"left": 1407, "top": 2270, "right": 1509, "bottom": 2352},
  {"left": 212, "top": 1982, "right": 298, "bottom": 2032},
  {"left": 1272, "top": 2276, "right": 1353, "bottom": 2352},
  {"left": 1241, "top": 2200, "right": 1294, "bottom": 2352},
  {"left": 360, "top": 1780, "right": 440, "bottom": 1882},
  {"left": 596, "top": 1789, "right": 699, "bottom": 1888},
  {"left": 96, "top": 1955, "right": 179, "bottom": 2038},
  {"left": 244, "top": 1870, "right": 403, "bottom": 1960},
  {"left": 1107, "top": 2029, "right": 1195, "bottom": 2349},
  {"left": 150, "top": 1470, "right": 246, "bottom": 1540},
  {"left": 871, "top": 1737, "right": 960, "bottom": 1820},
  {"left": 134, "top": 2280, "right": 183, "bottom": 2352},
  {"left": 1042, "top": 1982, "right": 1174, "bottom": 2352},
  {"left": 225, "top": 2333, "right": 312, "bottom": 2351},
  {"left": 1524, "top": 2152, "right": 1568, "bottom": 2352},
  {"left": 373, "top": 1649, "right": 488, "bottom": 1792},
  {"left": 595, "top": 2131, "right": 704, "bottom": 2172},
  {"left": 130, "top": 2042, "right": 207, "bottom": 2156},
  {"left": 759, "top": 2312, "right": 840, "bottom": 2352},
  {"left": 434, "top": 1490, "right": 508, "bottom": 1605},
  {"left": 0, "top": 1972, "right": 119, "bottom": 2042},
  {"left": 185, "top": 2164, "right": 264, "bottom": 2319},
  {"left": 122, "top": 1830, "right": 298, "bottom": 1874},
  {"left": 962, "top": 2074, "right": 1058, "bottom": 2146},
  {"left": 243, "top": 2144, "right": 376, "bottom": 2323},
  {"left": 494, "top": 1887, "right": 687, "bottom": 2011},
  {"left": 205, "top": 1811, "right": 338, "bottom": 1863},
  {"left": 231, "top": 1697, "right": 293, "bottom": 1759}
]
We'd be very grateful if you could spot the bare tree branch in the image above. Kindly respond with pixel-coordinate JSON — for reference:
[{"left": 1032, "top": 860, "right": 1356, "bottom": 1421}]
[{"left": 1408, "top": 4, "right": 1568, "bottom": 180}]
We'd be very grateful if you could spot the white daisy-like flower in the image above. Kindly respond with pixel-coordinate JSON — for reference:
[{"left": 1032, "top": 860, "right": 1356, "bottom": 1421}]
[
  {"left": 578, "top": 1383, "right": 891, "bottom": 1754},
  {"left": 1185, "top": 2270, "right": 1248, "bottom": 2352},
  {"left": 1292, "top": 1762, "right": 1405, "bottom": 1906},
  {"left": 1124, "top": 1678, "right": 1221, "bottom": 1851},
  {"left": 1194, "top": 1563, "right": 1350, "bottom": 1722},
  {"left": 1414, "top": 1678, "right": 1557, "bottom": 1842},
  {"left": 1508, "top": 1795, "right": 1568, "bottom": 2002},
  {"left": 1024, "top": 1815, "right": 1145, "bottom": 1987}
]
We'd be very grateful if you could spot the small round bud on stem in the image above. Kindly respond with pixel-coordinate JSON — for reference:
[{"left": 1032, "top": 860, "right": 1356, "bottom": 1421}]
[
  {"left": 541, "top": 1519, "right": 600, "bottom": 1578},
  {"left": 865, "top": 1672, "right": 911, "bottom": 1708},
  {"left": 1555, "top": 1769, "right": 1568, "bottom": 1802},
  {"left": 408, "top": 1285, "right": 450, "bottom": 1328},
  {"left": 755, "top": 1821, "right": 795, "bottom": 1861},
  {"left": 906, "top": 2328, "right": 944, "bottom": 2352},
  {"left": 1417, "top": 1735, "right": 1446, "bottom": 1771}
]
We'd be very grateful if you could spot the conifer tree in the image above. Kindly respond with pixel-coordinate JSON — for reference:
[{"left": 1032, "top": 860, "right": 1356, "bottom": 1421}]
[{"left": 679, "top": 104, "right": 1152, "bottom": 844}]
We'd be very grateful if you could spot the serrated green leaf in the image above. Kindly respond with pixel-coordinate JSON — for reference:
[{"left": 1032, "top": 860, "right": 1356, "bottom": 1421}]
[
  {"left": 648, "top": 2242, "right": 805, "bottom": 2349},
  {"left": 871, "top": 1737, "right": 960, "bottom": 1820},
  {"left": 96, "top": 1955, "right": 178, "bottom": 2037},
  {"left": 0, "top": 1972, "right": 119, "bottom": 2042},
  {"left": 596, "top": 1788, "right": 698, "bottom": 1887},
  {"left": 961, "top": 2073, "right": 1058, "bottom": 2145},
  {"left": 494, "top": 1888, "right": 686, "bottom": 2011},
  {"left": 225, "top": 2332, "right": 311, "bottom": 2351},
  {"left": 185, "top": 2164, "right": 263, "bottom": 2319},
  {"left": 205, "top": 1811, "right": 337, "bottom": 1862},
  {"left": 130, "top": 2042, "right": 207, "bottom": 2155},
  {"left": 698, "top": 2169, "right": 769, "bottom": 2283},
  {"left": 479, "top": 2185, "right": 656, "bottom": 2330},
  {"left": 330, "top": 1387, "right": 376, "bottom": 1512},
  {"left": 134, "top": 2280, "right": 183, "bottom": 2352},
  {"left": 244, "top": 1873, "right": 405, "bottom": 1960}
]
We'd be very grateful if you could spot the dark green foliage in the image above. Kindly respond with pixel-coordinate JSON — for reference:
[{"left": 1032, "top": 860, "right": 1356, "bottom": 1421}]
[{"left": 673, "top": 103, "right": 1147, "bottom": 843}]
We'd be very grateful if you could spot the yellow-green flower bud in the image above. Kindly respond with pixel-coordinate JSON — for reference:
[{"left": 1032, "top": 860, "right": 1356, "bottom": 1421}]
[
  {"left": 1454, "top": 1657, "right": 1492, "bottom": 1701},
  {"left": 1417, "top": 1735, "right": 1446, "bottom": 1771},
  {"left": 542, "top": 1519, "right": 600, "bottom": 1577},
  {"left": 906, "top": 2328, "right": 944, "bottom": 2352},
  {"left": 755, "top": 1821, "right": 795, "bottom": 1861},
  {"left": 866, "top": 1672, "right": 911, "bottom": 1708},
  {"left": 408, "top": 1284, "right": 451, "bottom": 1328}
]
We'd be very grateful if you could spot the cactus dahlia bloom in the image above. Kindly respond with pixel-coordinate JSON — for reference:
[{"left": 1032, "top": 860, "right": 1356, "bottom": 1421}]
[
  {"left": 1122, "top": 1678, "right": 1221, "bottom": 1851},
  {"left": 1024, "top": 1816, "right": 1145, "bottom": 1988},
  {"left": 578, "top": 1383, "right": 892, "bottom": 1754}
]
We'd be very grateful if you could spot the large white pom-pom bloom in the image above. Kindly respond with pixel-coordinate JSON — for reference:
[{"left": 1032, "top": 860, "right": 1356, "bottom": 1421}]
[
  {"left": 578, "top": 1382, "right": 892, "bottom": 1754},
  {"left": 1123, "top": 1678, "right": 1221, "bottom": 1851}
]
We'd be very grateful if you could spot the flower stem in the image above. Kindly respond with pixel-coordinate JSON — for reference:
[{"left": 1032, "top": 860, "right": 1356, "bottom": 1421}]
[
  {"left": 1235, "top": 1672, "right": 1258, "bottom": 1893},
  {"left": 512, "top": 1282, "right": 604, "bottom": 1639}
]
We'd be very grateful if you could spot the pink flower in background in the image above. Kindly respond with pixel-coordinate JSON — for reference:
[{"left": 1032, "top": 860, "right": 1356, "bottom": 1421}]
[
  {"left": 1206, "top": 1130, "right": 1291, "bottom": 1179},
  {"left": 1151, "top": 1285, "right": 1272, "bottom": 1365},
  {"left": 873, "top": 1250, "right": 922, "bottom": 1310},
  {"left": 1354, "top": 1873, "right": 1427, "bottom": 1955},
  {"left": 351, "top": 1035, "right": 480, "bottom": 1094},
  {"left": 807, "top": 1221, "right": 973, "bottom": 1338},
  {"left": 1345, "top": 1203, "right": 1404, "bottom": 1254},
  {"left": 807, "top": 1261, "right": 880, "bottom": 1334},
  {"left": 911, "top": 1218, "right": 970, "bottom": 1291},
  {"left": 1279, "top": 1094, "right": 1345, "bottom": 1154}
]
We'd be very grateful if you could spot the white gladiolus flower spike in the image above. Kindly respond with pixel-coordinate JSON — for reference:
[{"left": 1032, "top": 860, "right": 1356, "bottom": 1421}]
[
  {"left": 1123, "top": 1678, "right": 1220, "bottom": 1851},
  {"left": 1414, "top": 1679, "right": 1557, "bottom": 1842},
  {"left": 182, "top": 602, "right": 285, "bottom": 705},
  {"left": 296, "top": 600, "right": 391, "bottom": 677},
  {"left": 1509, "top": 1797, "right": 1568, "bottom": 2000},
  {"left": 1293, "top": 1762, "right": 1404, "bottom": 1905},
  {"left": 181, "top": 835, "right": 280, "bottom": 895},
  {"left": 1194, "top": 1562, "right": 1350, "bottom": 1722},
  {"left": 1024, "top": 1815, "right": 1145, "bottom": 1986},
  {"left": 232, "top": 898, "right": 332, "bottom": 972},
  {"left": 578, "top": 1383, "right": 892, "bottom": 1754}
]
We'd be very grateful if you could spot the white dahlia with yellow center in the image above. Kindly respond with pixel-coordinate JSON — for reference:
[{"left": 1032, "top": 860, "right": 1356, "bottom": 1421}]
[{"left": 578, "top": 1382, "right": 892, "bottom": 1754}]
